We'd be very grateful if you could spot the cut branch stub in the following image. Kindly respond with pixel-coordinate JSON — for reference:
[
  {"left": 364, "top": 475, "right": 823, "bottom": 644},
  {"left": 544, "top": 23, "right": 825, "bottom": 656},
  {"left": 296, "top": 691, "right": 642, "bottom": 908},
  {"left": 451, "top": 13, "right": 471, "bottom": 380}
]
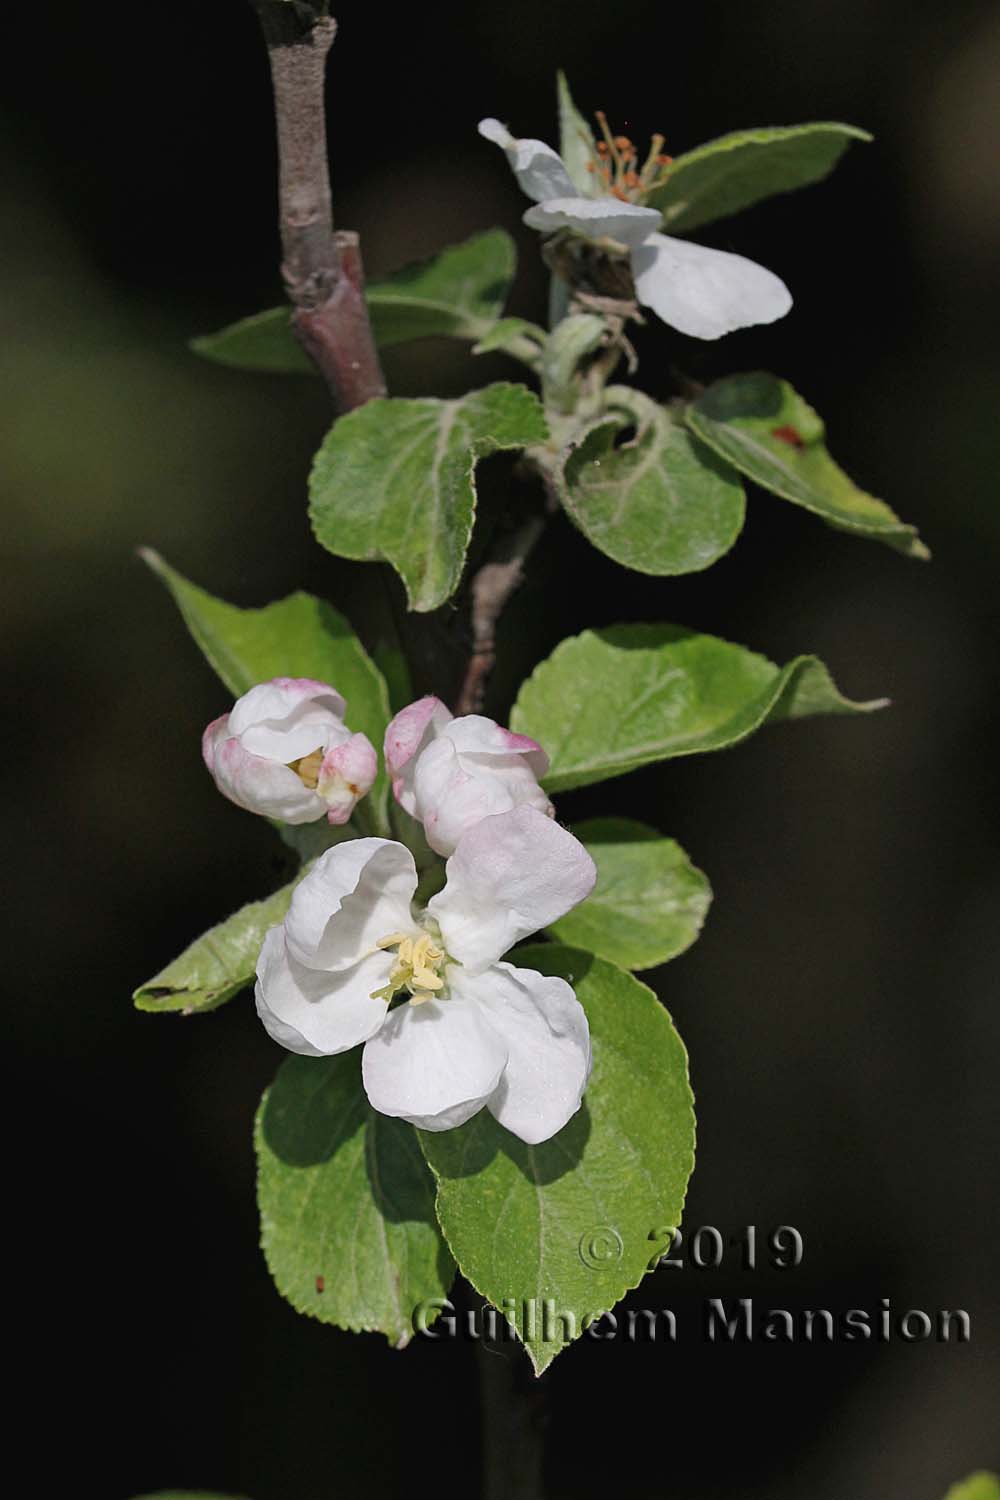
[{"left": 258, "top": 7, "right": 386, "bottom": 409}]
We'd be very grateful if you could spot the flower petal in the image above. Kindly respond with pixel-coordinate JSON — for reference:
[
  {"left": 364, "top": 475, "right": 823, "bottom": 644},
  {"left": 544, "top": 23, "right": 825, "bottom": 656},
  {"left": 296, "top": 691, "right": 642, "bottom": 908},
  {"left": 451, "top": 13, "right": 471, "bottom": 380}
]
[
  {"left": 427, "top": 806, "right": 597, "bottom": 974},
  {"left": 284, "top": 838, "right": 418, "bottom": 971},
  {"left": 413, "top": 719, "right": 553, "bottom": 857},
  {"left": 362, "top": 994, "right": 507, "bottom": 1131},
  {"left": 207, "top": 733, "right": 326, "bottom": 823},
  {"left": 318, "top": 731, "right": 378, "bottom": 825},
  {"left": 455, "top": 962, "right": 591, "bottom": 1144},
  {"left": 630, "top": 232, "right": 792, "bottom": 340},
  {"left": 255, "top": 926, "right": 392, "bottom": 1057},
  {"left": 478, "top": 117, "right": 578, "bottom": 203},
  {"left": 228, "top": 677, "right": 347, "bottom": 762},
  {"left": 384, "top": 695, "right": 453, "bottom": 814},
  {"left": 523, "top": 196, "right": 661, "bottom": 248}
]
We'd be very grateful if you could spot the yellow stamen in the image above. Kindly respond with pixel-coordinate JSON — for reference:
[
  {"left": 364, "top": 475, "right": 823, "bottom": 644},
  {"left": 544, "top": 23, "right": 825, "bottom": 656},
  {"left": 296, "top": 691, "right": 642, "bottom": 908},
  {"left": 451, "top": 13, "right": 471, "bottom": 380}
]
[
  {"left": 371, "top": 929, "right": 448, "bottom": 1004},
  {"left": 289, "top": 748, "right": 324, "bottom": 789}
]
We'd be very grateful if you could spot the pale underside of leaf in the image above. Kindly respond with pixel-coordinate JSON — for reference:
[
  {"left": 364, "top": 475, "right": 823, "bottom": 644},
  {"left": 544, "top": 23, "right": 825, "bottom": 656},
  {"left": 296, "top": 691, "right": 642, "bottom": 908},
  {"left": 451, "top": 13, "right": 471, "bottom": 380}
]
[
  {"left": 308, "top": 384, "right": 548, "bottom": 611},
  {"left": 560, "top": 396, "right": 746, "bottom": 576}
]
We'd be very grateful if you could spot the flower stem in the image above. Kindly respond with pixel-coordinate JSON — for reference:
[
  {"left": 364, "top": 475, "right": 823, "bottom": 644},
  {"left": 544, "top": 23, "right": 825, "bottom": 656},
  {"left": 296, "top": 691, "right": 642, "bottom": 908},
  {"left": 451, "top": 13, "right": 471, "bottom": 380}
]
[{"left": 252, "top": 4, "right": 386, "bottom": 410}]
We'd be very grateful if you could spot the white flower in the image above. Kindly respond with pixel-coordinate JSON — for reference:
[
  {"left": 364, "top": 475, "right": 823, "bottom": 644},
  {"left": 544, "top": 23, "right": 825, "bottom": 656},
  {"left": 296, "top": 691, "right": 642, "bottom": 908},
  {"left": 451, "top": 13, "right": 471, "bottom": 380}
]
[
  {"left": 203, "top": 676, "right": 377, "bottom": 826},
  {"left": 384, "top": 695, "right": 553, "bottom": 856},
  {"left": 479, "top": 116, "right": 792, "bottom": 341},
  {"left": 255, "top": 805, "right": 597, "bottom": 1143}
]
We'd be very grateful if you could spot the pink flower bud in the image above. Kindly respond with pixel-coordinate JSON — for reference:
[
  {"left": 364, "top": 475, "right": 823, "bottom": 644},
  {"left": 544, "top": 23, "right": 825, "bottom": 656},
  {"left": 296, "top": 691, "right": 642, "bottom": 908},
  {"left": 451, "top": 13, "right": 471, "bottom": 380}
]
[
  {"left": 203, "top": 677, "right": 376, "bottom": 825},
  {"left": 384, "top": 695, "right": 552, "bottom": 855}
]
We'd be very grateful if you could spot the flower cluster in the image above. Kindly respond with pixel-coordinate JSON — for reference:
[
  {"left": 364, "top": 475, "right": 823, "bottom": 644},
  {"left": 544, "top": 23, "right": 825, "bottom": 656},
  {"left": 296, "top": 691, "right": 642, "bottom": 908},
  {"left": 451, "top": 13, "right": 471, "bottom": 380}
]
[
  {"left": 478, "top": 115, "right": 791, "bottom": 341},
  {"left": 202, "top": 681, "right": 598, "bottom": 1143}
]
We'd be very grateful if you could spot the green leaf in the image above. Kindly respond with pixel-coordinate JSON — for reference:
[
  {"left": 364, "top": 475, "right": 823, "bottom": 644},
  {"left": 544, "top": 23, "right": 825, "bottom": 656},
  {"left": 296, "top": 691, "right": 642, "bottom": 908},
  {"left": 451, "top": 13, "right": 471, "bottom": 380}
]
[
  {"left": 557, "top": 71, "right": 599, "bottom": 196},
  {"left": 131, "top": 1493, "right": 249, "bottom": 1500},
  {"left": 256, "top": 1052, "right": 455, "bottom": 1344},
  {"left": 472, "top": 316, "right": 547, "bottom": 366},
  {"left": 560, "top": 389, "right": 745, "bottom": 574},
  {"left": 944, "top": 1478, "right": 1000, "bottom": 1500},
  {"left": 190, "top": 230, "right": 517, "bottom": 373},
  {"left": 309, "top": 384, "right": 548, "bottom": 612},
  {"left": 190, "top": 307, "right": 312, "bottom": 374},
  {"left": 549, "top": 819, "right": 711, "bottom": 970},
  {"left": 686, "top": 373, "right": 928, "bottom": 560},
  {"left": 134, "top": 879, "right": 298, "bottom": 1014},
  {"left": 420, "top": 946, "right": 695, "bottom": 1374},
  {"left": 511, "top": 623, "right": 887, "bottom": 794},
  {"left": 647, "top": 122, "right": 872, "bottom": 233},
  {"left": 141, "top": 550, "right": 391, "bottom": 829}
]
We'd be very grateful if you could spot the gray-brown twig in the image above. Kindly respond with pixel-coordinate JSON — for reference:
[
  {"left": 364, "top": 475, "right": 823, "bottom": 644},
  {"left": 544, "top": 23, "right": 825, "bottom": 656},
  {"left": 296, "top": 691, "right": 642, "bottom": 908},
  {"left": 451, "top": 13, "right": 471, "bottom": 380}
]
[{"left": 255, "top": 5, "right": 385, "bottom": 410}]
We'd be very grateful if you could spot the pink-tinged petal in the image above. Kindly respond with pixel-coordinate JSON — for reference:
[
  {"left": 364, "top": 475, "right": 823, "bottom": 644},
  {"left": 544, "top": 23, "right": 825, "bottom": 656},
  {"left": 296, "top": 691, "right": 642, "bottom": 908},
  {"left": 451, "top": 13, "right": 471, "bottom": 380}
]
[
  {"left": 427, "top": 806, "right": 597, "bottom": 974},
  {"left": 523, "top": 196, "right": 662, "bottom": 248},
  {"left": 456, "top": 962, "right": 591, "bottom": 1144},
  {"left": 201, "top": 713, "right": 230, "bottom": 772},
  {"left": 630, "top": 232, "right": 792, "bottom": 341},
  {"left": 443, "top": 714, "right": 549, "bottom": 779},
  {"left": 284, "top": 838, "right": 418, "bottom": 972},
  {"left": 384, "top": 696, "right": 451, "bottom": 776},
  {"left": 478, "top": 118, "right": 578, "bottom": 203},
  {"left": 209, "top": 734, "right": 325, "bottom": 823},
  {"left": 318, "top": 732, "right": 378, "bottom": 825},
  {"left": 255, "top": 926, "right": 392, "bottom": 1057},
  {"left": 384, "top": 696, "right": 452, "bottom": 814},
  {"left": 361, "top": 994, "right": 507, "bottom": 1132},
  {"left": 229, "top": 678, "right": 347, "bottom": 761}
]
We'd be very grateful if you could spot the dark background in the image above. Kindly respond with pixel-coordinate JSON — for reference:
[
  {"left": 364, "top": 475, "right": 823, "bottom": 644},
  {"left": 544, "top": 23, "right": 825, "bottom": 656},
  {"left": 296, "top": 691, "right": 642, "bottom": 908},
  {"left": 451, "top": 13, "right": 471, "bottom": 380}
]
[{"left": 6, "top": 1, "right": 998, "bottom": 1495}]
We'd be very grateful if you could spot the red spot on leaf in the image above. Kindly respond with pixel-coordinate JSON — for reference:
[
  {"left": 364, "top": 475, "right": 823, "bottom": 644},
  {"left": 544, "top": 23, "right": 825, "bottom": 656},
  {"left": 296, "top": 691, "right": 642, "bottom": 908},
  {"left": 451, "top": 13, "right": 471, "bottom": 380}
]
[
  {"left": 772, "top": 425, "right": 806, "bottom": 449},
  {"left": 315, "top": 1276, "right": 325, "bottom": 1293}
]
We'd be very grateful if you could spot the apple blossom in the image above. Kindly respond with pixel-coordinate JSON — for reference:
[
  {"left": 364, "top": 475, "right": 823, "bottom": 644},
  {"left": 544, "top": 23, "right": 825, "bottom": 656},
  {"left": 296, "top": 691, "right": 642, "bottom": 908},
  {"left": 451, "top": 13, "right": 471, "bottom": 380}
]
[
  {"left": 478, "top": 115, "right": 792, "bottom": 341},
  {"left": 254, "top": 805, "right": 597, "bottom": 1143},
  {"left": 202, "top": 676, "right": 377, "bottom": 826},
  {"left": 384, "top": 696, "right": 553, "bottom": 855}
]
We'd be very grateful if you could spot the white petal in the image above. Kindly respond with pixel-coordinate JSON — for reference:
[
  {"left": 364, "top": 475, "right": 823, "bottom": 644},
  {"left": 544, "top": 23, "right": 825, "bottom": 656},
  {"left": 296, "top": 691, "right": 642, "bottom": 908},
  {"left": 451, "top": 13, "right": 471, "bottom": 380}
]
[
  {"left": 284, "top": 838, "right": 418, "bottom": 971},
  {"left": 455, "top": 963, "right": 591, "bottom": 1144},
  {"left": 444, "top": 715, "right": 549, "bottom": 779},
  {"left": 207, "top": 733, "right": 326, "bottom": 823},
  {"left": 229, "top": 677, "right": 347, "bottom": 762},
  {"left": 630, "top": 232, "right": 792, "bottom": 340},
  {"left": 477, "top": 118, "right": 578, "bottom": 203},
  {"left": 362, "top": 994, "right": 507, "bottom": 1132},
  {"left": 413, "top": 725, "right": 553, "bottom": 858},
  {"left": 254, "top": 926, "right": 392, "bottom": 1057},
  {"left": 523, "top": 196, "right": 661, "bottom": 248},
  {"left": 427, "top": 807, "right": 597, "bottom": 974}
]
